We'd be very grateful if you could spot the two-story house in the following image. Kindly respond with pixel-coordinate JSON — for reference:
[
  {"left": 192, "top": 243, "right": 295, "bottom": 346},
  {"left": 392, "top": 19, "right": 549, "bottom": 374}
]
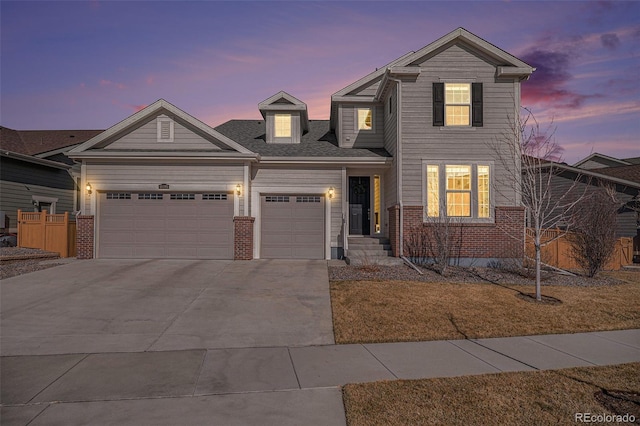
[{"left": 67, "top": 28, "right": 534, "bottom": 263}]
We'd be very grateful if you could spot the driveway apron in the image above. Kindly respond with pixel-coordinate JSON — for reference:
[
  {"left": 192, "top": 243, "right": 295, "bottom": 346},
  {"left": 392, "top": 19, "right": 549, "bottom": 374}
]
[{"left": 0, "top": 259, "right": 334, "bottom": 356}]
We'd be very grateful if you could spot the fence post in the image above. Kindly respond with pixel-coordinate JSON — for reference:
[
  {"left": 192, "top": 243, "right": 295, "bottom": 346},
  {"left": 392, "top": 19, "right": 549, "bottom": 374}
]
[
  {"left": 40, "top": 210, "right": 47, "bottom": 249},
  {"left": 62, "top": 211, "right": 69, "bottom": 257},
  {"left": 17, "top": 209, "right": 22, "bottom": 247}
]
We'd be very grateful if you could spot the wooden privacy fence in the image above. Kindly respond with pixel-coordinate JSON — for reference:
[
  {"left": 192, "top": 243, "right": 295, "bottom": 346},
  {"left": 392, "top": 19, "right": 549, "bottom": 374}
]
[
  {"left": 17, "top": 210, "right": 77, "bottom": 258},
  {"left": 525, "top": 228, "right": 632, "bottom": 271}
]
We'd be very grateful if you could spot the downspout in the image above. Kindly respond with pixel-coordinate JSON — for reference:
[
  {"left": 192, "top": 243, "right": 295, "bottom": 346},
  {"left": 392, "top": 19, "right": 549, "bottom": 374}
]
[{"left": 388, "top": 77, "right": 403, "bottom": 257}]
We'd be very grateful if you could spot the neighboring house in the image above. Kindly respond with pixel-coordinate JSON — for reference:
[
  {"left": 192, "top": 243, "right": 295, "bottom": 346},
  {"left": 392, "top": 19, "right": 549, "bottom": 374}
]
[
  {"left": 67, "top": 27, "right": 534, "bottom": 262},
  {"left": 0, "top": 127, "right": 102, "bottom": 231},
  {"left": 572, "top": 153, "right": 640, "bottom": 258}
]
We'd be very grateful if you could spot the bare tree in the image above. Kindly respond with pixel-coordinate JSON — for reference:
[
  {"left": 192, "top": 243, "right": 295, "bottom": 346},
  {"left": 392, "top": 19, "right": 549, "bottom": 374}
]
[
  {"left": 490, "top": 108, "right": 588, "bottom": 301},
  {"left": 405, "top": 202, "right": 463, "bottom": 275},
  {"left": 568, "top": 185, "right": 619, "bottom": 277}
]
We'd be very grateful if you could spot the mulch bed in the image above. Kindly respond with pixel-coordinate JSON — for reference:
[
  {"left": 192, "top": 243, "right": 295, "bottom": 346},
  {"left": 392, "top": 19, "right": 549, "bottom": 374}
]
[
  {"left": 329, "top": 263, "right": 626, "bottom": 287},
  {"left": 0, "top": 247, "right": 64, "bottom": 280}
]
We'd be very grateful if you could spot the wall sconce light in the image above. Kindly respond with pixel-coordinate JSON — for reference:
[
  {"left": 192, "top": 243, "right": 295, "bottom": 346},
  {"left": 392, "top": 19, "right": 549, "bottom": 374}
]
[
  {"left": 328, "top": 187, "right": 335, "bottom": 199},
  {"left": 236, "top": 184, "right": 242, "bottom": 196},
  {"left": 86, "top": 183, "right": 92, "bottom": 195}
]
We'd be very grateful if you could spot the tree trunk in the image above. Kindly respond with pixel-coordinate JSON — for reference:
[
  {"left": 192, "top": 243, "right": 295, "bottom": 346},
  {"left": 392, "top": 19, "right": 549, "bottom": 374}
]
[{"left": 535, "top": 238, "right": 542, "bottom": 301}]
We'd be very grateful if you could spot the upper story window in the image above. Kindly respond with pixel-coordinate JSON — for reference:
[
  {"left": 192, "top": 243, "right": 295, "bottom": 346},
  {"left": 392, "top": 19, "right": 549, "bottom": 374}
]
[
  {"left": 274, "top": 114, "right": 292, "bottom": 137},
  {"left": 433, "top": 82, "right": 483, "bottom": 127},
  {"left": 425, "top": 162, "right": 491, "bottom": 219},
  {"left": 357, "top": 108, "right": 373, "bottom": 131},
  {"left": 445, "top": 84, "right": 471, "bottom": 126},
  {"left": 157, "top": 117, "right": 174, "bottom": 142}
]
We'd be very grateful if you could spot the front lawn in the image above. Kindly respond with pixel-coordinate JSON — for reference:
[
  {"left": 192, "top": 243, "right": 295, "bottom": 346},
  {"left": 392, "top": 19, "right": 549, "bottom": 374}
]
[
  {"left": 331, "top": 279, "right": 640, "bottom": 344},
  {"left": 343, "top": 362, "right": 640, "bottom": 426}
]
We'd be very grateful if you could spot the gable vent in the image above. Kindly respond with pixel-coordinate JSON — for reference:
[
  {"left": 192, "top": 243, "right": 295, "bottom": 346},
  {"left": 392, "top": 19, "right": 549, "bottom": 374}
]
[{"left": 157, "top": 117, "right": 174, "bottom": 142}]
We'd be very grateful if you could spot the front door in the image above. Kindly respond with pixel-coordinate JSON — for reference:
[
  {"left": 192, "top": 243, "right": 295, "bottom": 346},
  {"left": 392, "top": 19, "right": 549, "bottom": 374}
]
[{"left": 349, "top": 176, "right": 370, "bottom": 235}]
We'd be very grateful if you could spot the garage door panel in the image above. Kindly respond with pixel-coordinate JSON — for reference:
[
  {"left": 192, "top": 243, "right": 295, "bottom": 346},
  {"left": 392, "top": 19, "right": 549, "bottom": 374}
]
[
  {"left": 134, "top": 232, "right": 166, "bottom": 244},
  {"left": 134, "top": 246, "right": 166, "bottom": 257},
  {"left": 136, "top": 218, "right": 166, "bottom": 229},
  {"left": 261, "top": 195, "right": 324, "bottom": 259},
  {"left": 100, "top": 231, "right": 134, "bottom": 244},
  {"left": 99, "top": 192, "right": 233, "bottom": 259}
]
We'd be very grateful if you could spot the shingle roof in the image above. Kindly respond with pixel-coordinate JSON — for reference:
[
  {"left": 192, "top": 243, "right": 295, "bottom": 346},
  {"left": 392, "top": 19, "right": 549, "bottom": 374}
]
[
  {"left": 214, "top": 120, "right": 390, "bottom": 158},
  {"left": 0, "top": 127, "right": 103, "bottom": 156},
  {"left": 593, "top": 164, "right": 640, "bottom": 185}
]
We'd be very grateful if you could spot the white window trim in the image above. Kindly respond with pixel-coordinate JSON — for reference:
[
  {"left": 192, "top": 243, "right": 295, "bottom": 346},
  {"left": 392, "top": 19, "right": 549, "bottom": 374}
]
[
  {"left": 274, "top": 113, "right": 292, "bottom": 138},
  {"left": 421, "top": 161, "right": 494, "bottom": 223},
  {"left": 31, "top": 195, "right": 58, "bottom": 213},
  {"left": 444, "top": 83, "right": 472, "bottom": 127},
  {"left": 355, "top": 107, "right": 374, "bottom": 132},
  {"left": 157, "top": 117, "right": 174, "bottom": 142}
]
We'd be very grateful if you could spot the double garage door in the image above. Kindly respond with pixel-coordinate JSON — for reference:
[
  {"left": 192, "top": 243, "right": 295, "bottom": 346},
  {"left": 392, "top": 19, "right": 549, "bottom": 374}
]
[
  {"left": 98, "top": 192, "right": 234, "bottom": 259},
  {"left": 261, "top": 195, "right": 325, "bottom": 259},
  {"left": 98, "top": 191, "right": 325, "bottom": 260}
]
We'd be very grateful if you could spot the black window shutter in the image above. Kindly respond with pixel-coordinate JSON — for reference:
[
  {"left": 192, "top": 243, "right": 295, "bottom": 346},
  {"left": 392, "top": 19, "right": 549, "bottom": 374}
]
[
  {"left": 433, "top": 82, "right": 444, "bottom": 126},
  {"left": 472, "top": 83, "right": 483, "bottom": 127}
]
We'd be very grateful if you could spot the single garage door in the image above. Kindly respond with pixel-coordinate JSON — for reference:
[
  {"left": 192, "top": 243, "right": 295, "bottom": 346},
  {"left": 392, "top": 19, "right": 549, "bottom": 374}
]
[
  {"left": 98, "top": 192, "right": 234, "bottom": 259},
  {"left": 261, "top": 195, "right": 325, "bottom": 259}
]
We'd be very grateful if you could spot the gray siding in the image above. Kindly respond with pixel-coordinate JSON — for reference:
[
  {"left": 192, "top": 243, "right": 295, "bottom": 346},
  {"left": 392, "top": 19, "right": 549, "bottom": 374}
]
[
  {"left": 338, "top": 104, "right": 384, "bottom": 148},
  {"left": 383, "top": 88, "right": 398, "bottom": 208},
  {"left": 548, "top": 174, "right": 637, "bottom": 238},
  {"left": 348, "top": 79, "right": 382, "bottom": 96},
  {"left": 399, "top": 42, "right": 520, "bottom": 209},
  {"left": 251, "top": 167, "right": 343, "bottom": 248},
  {"left": 265, "top": 111, "right": 302, "bottom": 144},
  {"left": 1, "top": 157, "right": 74, "bottom": 190},
  {"left": 105, "top": 115, "right": 223, "bottom": 151},
  {"left": 0, "top": 180, "right": 74, "bottom": 228},
  {"left": 83, "top": 163, "right": 245, "bottom": 215}
]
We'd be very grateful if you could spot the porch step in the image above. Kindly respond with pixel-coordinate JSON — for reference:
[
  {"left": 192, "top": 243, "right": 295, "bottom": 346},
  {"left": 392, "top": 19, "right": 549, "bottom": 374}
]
[{"left": 345, "top": 236, "right": 403, "bottom": 266}]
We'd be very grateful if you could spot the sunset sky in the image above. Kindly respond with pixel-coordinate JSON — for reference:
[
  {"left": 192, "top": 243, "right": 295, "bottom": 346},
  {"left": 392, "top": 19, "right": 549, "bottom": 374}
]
[{"left": 2, "top": 1, "right": 638, "bottom": 163}]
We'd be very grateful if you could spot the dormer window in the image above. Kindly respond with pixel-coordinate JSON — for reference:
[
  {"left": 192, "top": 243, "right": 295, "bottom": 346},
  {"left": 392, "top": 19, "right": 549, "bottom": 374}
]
[
  {"left": 157, "top": 117, "right": 174, "bottom": 142},
  {"left": 274, "top": 114, "right": 292, "bottom": 137},
  {"left": 357, "top": 108, "right": 373, "bottom": 131}
]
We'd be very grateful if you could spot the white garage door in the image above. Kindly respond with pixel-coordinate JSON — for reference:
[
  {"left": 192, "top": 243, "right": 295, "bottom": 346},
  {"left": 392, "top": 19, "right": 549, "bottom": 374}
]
[
  {"left": 261, "top": 195, "right": 325, "bottom": 259},
  {"left": 98, "top": 192, "right": 234, "bottom": 259}
]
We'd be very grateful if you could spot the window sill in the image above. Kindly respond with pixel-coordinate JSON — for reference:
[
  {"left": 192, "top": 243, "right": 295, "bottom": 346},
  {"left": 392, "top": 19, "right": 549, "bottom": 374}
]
[
  {"left": 423, "top": 217, "right": 495, "bottom": 226},
  {"left": 438, "top": 126, "right": 476, "bottom": 131}
]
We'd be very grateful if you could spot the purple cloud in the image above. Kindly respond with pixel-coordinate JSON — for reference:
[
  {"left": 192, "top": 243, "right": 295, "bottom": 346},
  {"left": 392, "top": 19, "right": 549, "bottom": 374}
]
[
  {"left": 520, "top": 49, "right": 599, "bottom": 109},
  {"left": 600, "top": 33, "right": 620, "bottom": 50}
]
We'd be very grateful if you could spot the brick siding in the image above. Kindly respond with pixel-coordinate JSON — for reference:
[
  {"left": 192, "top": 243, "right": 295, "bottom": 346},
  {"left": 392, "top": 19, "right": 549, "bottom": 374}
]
[
  {"left": 394, "top": 205, "right": 525, "bottom": 260},
  {"left": 388, "top": 205, "right": 400, "bottom": 257},
  {"left": 233, "top": 216, "right": 255, "bottom": 260},
  {"left": 76, "top": 215, "right": 95, "bottom": 259}
]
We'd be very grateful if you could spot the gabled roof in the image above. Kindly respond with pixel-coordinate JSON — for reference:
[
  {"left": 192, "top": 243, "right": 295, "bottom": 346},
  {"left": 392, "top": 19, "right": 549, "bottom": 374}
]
[
  {"left": 331, "top": 51, "right": 416, "bottom": 100},
  {"left": 258, "top": 91, "right": 309, "bottom": 132},
  {"left": 332, "top": 27, "right": 534, "bottom": 103},
  {"left": 0, "top": 127, "right": 101, "bottom": 156},
  {"left": 592, "top": 164, "right": 640, "bottom": 185},
  {"left": 530, "top": 157, "right": 640, "bottom": 196},
  {"left": 68, "top": 99, "right": 256, "bottom": 159},
  {"left": 400, "top": 27, "right": 534, "bottom": 75},
  {"left": 573, "top": 152, "right": 632, "bottom": 169}
]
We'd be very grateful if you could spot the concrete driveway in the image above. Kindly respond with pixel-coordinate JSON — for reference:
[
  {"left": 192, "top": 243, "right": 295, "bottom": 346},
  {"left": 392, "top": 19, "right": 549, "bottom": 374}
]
[{"left": 1, "top": 259, "right": 335, "bottom": 356}]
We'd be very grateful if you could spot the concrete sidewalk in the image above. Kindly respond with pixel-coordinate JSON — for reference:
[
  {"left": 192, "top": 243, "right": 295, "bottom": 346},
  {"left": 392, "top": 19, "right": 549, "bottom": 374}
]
[{"left": 2, "top": 329, "right": 638, "bottom": 425}]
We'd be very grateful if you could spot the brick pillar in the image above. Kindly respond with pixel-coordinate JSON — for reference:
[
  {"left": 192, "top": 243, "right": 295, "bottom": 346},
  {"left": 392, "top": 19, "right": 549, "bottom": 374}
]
[
  {"left": 76, "top": 215, "right": 94, "bottom": 259},
  {"left": 233, "top": 216, "right": 255, "bottom": 260},
  {"left": 387, "top": 205, "right": 400, "bottom": 257}
]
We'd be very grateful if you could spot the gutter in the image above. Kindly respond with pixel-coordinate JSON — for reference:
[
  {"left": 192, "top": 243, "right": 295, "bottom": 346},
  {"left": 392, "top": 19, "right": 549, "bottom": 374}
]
[
  {"left": 1, "top": 150, "right": 71, "bottom": 170},
  {"left": 388, "top": 77, "right": 404, "bottom": 258}
]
